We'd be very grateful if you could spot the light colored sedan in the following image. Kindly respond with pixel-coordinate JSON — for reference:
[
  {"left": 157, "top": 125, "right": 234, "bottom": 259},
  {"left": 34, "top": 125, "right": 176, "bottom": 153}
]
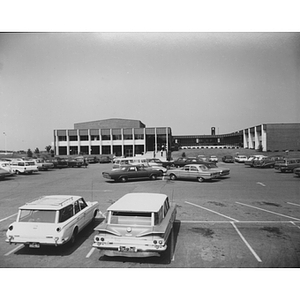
[
  {"left": 209, "top": 155, "right": 219, "bottom": 162},
  {"left": 166, "top": 164, "right": 220, "bottom": 182},
  {"left": 234, "top": 155, "right": 248, "bottom": 163}
]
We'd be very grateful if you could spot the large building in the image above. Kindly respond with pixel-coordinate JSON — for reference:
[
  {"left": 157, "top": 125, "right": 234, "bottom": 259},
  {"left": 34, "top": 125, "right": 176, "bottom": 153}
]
[
  {"left": 54, "top": 118, "right": 172, "bottom": 157},
  {"left": 54, "top": 120, "right": 300, "bottom": 156},
  {"left": 243, "top": 123, "right": 300, "bottom": 152}
]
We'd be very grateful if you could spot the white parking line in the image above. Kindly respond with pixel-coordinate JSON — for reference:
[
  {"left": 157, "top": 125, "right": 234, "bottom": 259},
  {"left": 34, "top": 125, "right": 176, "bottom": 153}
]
[
  {"left": 185, "top": 201, "right": 239, "bottom": 222},
  {"left": 4, "top": 244, "right": 24, "bottom": 256},
  {"left": 290, "top": 221, "right": 300, "bottom": 229},
  {"left": 236, "top": 202, "right": 300, "bottom": 221},
  {"left": 287, "top": 202, "right": 300, "bottom": 207},
  {"left": 257, "top": 182, "right": 266, "bottom": 187},
  {"left": 86, "top": 247, "right": 96, "bottom": 258},
  {"left": 180, "top": 220, "right": 300, "bottom": 224},
  {"left": 0, "top": 213, "right": 17, "bottom": 223},
  {"left": 230, "top": 222, "right": 262, "bottom": 263}
]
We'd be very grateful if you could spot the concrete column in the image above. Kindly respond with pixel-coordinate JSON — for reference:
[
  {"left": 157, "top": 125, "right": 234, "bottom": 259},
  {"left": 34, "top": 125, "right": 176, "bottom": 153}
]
[
  {"left": 243, "top": 130, "right": 248, "bottom": 148},
  {"left": 132, "top": 128, "right": 135, "bottom": 157},
  {"left": 155, "top": 127, "right": 157, "bottom": 154},
  {"left": 255, "top": 126, "right": 260, "bottom": 150},
  {"left": 166, "top": 127, "right": 169, "bottom": 153},
  {"left": 66, "top": 132, "right": 70, "bottom": 155},
  {"left": 121, "top": 128, "right": 124, "bottom": 157},
  {"left": 54, "top": 130, "right": 59, "bottom": 156},
  {"left": 110, "top": 129, "right": 113, "bottom": 155},
  {"left": 248, "top": 129, "right": 254, "bottom": 149},
  {"left": 77, "top": 130, "right": 80, "bottom": 155},
  {"left": 261, "top": 125, "right": 267, "bottom": 151}
]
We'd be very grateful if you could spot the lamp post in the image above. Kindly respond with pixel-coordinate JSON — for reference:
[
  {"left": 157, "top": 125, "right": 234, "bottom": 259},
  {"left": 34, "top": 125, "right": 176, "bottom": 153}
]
[{"left": 3, "top": 132, "right": 7, "bottom": 154}]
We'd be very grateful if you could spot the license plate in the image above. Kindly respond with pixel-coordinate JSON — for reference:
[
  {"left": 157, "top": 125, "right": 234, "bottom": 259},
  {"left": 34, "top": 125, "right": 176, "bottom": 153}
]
[
  {"left": 29, "top": 243, "right": 40, "bottom": 248},
  {"left": 119, "top": 246, "right": 136, "bottom": 252}
]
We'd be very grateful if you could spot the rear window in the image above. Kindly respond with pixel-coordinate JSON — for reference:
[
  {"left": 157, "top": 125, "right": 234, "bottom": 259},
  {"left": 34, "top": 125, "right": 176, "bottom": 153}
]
[
  {"left": 110, "top": 211, "right": 152, "bottom": 226},
  {"left": 19, "top": 209, "right": 56, "bottom": 223}
]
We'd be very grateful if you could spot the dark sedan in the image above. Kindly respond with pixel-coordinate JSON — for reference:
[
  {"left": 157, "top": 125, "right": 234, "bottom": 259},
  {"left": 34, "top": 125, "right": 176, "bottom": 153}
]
[
  {"left": 50, "top": 157, "right": 68, "bottom": 169},
  {"left": 253, "top": 156, "right": 284, "bottom": 168},
  {"left": 102, "top": 165, "right": 162, "bottom": 182},
  {"left": 222, "top": 155, "right": 235, "bottom": 163},
  {"left": 172, "top": 157, "right": 208, "bottom": 168}
]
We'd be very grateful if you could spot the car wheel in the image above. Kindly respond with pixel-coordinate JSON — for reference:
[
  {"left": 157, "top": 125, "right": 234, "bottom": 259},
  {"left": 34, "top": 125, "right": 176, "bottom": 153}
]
[
  {"left": 70, "top": 228, "right": 78, "bottom": 245},
  {"left": 150, "top": 174, "right": 157, "bottom": 180},
  {"left": 165, "top": 227, "right": 174, "bottom": 264},
  {"left": 120, "top": 177, "right": 128, "bottom": 182},
  {"left": 197, "top": 177, "right": 204, "bottom": 182},
  {"left": 16, "top": 170, "right": 20, "bottom": 175},
  {"left": 169, "top": 174, "right": 177, "bottom": 180},
  {"left": 92, "top": 210, "right": 98, "bottom": 223}
]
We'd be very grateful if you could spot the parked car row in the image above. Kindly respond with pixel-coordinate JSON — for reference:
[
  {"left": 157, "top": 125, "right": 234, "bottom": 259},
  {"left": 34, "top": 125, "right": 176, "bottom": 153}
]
[
  {"left": 6, "top": 192, "right": 177, "bottom": 261},
  {"left": 0, "top": 156, "right": 97, "bottom": 179},
  {"left": 240, "top": 154, "right": 300, "bottom": 177},
  {"left": 104, "top": 160, "right": 230, "bottom": 183},
  {"left": 274, "top": 158, "right": 300, "bottom": 173}
]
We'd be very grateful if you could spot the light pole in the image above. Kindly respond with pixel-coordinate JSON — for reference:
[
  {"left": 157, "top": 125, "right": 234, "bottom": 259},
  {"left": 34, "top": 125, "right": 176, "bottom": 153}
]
[{"left": 3, "top": 132, "right": 7, "bottom": 154}]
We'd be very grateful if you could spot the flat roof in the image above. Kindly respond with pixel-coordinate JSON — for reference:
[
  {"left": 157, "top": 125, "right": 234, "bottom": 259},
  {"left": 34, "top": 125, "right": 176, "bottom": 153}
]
[
  {"left": 20, "top": 195, "right": 81, "bottom": 210},
  {"left": 107, "top": 193, "right": 167, "bottom": 213}
]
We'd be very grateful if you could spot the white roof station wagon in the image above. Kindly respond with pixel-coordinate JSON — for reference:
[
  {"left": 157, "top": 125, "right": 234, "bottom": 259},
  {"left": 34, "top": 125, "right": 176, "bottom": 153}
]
[
  {"left": 93, "top": 193, "right": 177, "bottom": 260},
  {"left": 10, "top": 159, "right": 38, "bottom": 174},
  {"left": 6, "top": 195, "right": 99, "bottom": 248}
]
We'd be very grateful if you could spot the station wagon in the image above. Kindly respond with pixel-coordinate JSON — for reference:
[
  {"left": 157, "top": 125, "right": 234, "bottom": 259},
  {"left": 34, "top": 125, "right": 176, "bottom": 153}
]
[
  {"left": 6, "top": 195, "right": 99, "bottom": 248},
  {"left": 93, "top": 193, "right": 177, "bottom": 260},
  {"left": 275, "top": 158, "right": 300, "bottom": 172}
]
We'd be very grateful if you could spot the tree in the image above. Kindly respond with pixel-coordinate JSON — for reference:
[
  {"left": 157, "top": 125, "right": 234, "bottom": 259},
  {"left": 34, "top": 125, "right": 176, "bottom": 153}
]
[
  {"left": 27, "top": 149, "right": 33, "bottom": 157},
  {"left": 45, "top": 145, "right": 51, "bottom": 153},
  {"left": 34, "top": 148, "right": 40, "bottom": 154},
  {"left": 181, "top": 152, "right": 186, "bottom": 158}
]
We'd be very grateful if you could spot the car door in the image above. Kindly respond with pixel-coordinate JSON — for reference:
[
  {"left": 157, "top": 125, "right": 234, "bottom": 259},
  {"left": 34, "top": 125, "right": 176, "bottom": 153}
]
[
  {"left": 136, "top": 165, "right": 149, "bottom": 178},
  {"left": 180, "top": 165, "right": 191, "bottom": 179},
  {"left": 189, "top": 165, "right": 199, "bottom": 180},
  {"left": 78, "top": 198, "right": 91, "bottom": 227},
  {"left": 127, "top": 166, "right": 139, "bottom": 179},
  {"left": 73, "top": 200, "right": 86, "bottom": 230}
]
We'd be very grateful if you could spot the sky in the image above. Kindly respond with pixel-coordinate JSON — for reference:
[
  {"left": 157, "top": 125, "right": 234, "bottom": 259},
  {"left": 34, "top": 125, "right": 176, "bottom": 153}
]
[{"left": 0, "top": 32, "right": 300, "bottom": 151}]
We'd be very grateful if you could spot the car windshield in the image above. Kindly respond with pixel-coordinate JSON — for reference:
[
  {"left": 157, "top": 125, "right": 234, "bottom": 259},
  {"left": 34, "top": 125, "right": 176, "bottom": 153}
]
[
  {"left": 110, "top": 211, "right": 152, "bottom": 226},
  {"left": 207, "top": 163, "right": 217, "bottom": 168},
  {"left": 25, "top": 162, "right": 35, "bottom": 166},
  {"left": 199, "top": 165, "right": 209, "bottom": 170},
  {"left": 19, "top": 209, "right": 56, "bottom": 223}
]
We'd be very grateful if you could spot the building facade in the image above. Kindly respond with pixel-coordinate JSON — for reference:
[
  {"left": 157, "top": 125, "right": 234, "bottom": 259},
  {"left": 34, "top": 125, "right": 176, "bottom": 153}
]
[
  {"left": 243, "top": 123, "right": 300, "bottom": 152},
  {"left": 173, "top": 132, "right": 243, "bottom": 149},
  {"left": 54, "top": 120, "right": 300, "bottom": 156},
  {"left": 54, "top": 118, "right": 172, "bottom": 157}
]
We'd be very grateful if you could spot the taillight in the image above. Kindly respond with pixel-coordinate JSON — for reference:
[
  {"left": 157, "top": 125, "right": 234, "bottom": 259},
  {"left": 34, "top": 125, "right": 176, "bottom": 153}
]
[
  {"left": 8, "top": 225, "right": 13, "bottom": 231},
  {"left": 94, "top": 236, "right": 103, "bottom": 242},
  {"left": 56, "top": 227, "right": 61, "bottom": 232}
]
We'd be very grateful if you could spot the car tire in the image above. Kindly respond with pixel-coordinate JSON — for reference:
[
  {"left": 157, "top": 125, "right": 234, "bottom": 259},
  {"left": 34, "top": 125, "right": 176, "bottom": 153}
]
[
  {"left": 120, "top": 177, "right": 128, "bottom": 182},
  {"left": 169, "top": 174, "right": 177, "bottom": 181},
  {"left": 165, "top": 227, "right": 174, "bottom": 264},
  {"left": 197, "top": 177, "right": 204, "bottom": 182},
  {"left": 150, "top": 174, "right": 157, "bottom": 180},
  {"left": 70, "top": 228, "right": 78, "bottom": 245}
]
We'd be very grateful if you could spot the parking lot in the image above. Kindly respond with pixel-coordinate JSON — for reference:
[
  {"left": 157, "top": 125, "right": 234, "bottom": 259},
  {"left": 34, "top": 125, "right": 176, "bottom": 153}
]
[{"left": 0, "top": 161, "right": 300, "bottom": 268}]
